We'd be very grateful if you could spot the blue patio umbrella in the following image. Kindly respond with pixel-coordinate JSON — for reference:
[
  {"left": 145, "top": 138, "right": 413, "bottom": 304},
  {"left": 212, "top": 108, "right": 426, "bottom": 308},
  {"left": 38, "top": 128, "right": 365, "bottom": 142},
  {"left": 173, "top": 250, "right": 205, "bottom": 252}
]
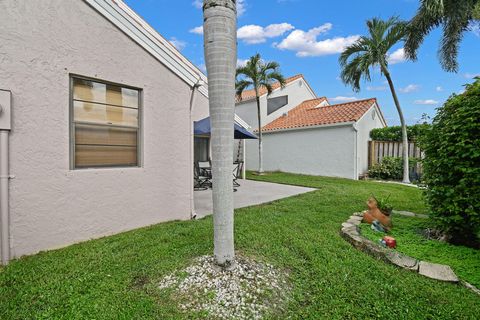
[{"left": 194, "top": 117, "right": 258, "bottom": 139}]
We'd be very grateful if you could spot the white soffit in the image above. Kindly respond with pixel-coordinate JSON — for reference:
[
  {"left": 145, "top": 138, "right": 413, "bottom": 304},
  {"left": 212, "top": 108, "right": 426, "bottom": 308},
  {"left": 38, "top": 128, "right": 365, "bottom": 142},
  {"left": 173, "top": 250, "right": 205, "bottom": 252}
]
[{"left": 84, "top": 0, "right": 209, "bottom": 97}]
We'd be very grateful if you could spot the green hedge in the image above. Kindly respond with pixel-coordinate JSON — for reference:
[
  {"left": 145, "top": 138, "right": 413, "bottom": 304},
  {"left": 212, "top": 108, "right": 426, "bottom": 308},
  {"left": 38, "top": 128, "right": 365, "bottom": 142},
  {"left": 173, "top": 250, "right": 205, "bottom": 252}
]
[
  {"left": 370, "top": 124, "right": 430, "bottom": 141},
  {"left": 421, "top": 79, "right": 480, "bottom": 247}
]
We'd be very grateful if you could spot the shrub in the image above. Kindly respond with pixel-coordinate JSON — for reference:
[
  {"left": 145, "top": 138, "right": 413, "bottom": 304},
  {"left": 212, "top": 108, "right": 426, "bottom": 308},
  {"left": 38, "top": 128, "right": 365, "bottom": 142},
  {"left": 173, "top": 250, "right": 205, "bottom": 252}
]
[
  {"left": 368, "top": 157, "right": 418, "bottom": 181},
  {"left": 420, "top": 79, "right": 480, "bottom": 247},
  {"left": 370, "top": 124, "right": 430, "bottom": 141},
  {"left": 368, "top": 157, "right": 403, "bottom": 180}
]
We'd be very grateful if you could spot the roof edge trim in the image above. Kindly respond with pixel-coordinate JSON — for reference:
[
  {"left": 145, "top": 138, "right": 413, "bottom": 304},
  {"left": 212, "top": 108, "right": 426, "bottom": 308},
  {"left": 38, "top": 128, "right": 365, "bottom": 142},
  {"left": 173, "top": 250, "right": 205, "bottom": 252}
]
[{"left": 84, "top": 0, "right": 208, "bottom": 97}]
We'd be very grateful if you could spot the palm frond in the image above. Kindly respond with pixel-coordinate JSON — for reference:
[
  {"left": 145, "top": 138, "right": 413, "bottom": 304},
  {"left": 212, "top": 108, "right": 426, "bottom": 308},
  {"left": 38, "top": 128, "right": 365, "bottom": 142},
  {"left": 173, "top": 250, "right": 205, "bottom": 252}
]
[
  {"left": 261, "top": 61, "right": 279, "bottom": 72},
  {"left": 266, "top": 71, "right": 286, "bottom": 87},
  {"left": 340, "top": 54, "right": 372, "bottom": 92},
  {"left": 339, "top": 39, "right": 369, "bottom": 67},
  {"left": 235, "top": 53, "right": 286, "bottom": 98},
  {"left": 383, "top": 20, "right": 408, "bottom": 51},
  {"left": 235, "top": 79, "right": 253, "bottom": 101},
  {"left": 340, "top": 16, "right": 407, "bottom": 91},
  {"left": 405, "top": 0, "right": 479, "bottom": 70}
]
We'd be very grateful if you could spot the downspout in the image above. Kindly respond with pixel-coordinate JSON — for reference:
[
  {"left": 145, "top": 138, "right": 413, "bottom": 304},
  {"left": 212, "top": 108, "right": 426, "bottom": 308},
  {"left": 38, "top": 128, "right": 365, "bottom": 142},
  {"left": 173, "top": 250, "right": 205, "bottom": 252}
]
[
  {"left": 352, "top": 123, "right": 358, "bottom": 180},
  {"left": 0, "top": 90, "right": 12, "bottom": 265},
  {"left": 189, "top": 77, "right": 204, "bottom": 219}
]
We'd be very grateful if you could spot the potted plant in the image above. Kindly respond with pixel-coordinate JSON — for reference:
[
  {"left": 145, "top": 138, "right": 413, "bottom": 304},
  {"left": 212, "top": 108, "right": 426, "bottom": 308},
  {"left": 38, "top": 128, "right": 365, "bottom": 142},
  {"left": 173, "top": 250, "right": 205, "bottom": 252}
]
[{"left": 374, "top": 195, "right": 393, "bottom": 216}]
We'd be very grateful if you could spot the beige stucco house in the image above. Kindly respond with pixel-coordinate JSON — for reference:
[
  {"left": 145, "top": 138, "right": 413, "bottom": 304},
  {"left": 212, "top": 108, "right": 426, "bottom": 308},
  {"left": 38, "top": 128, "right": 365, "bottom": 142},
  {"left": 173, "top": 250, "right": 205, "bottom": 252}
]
[
  {"left": 236, "top": 75, "right": 387, "bottom": 179},
  {"left": 0, "top": 0, "right": 214, "bottom": 263}
]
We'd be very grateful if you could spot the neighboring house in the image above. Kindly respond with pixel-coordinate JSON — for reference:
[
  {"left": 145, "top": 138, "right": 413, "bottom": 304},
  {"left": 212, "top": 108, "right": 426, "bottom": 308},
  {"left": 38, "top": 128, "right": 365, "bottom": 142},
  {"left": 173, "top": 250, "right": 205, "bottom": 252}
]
[
  {"left": 236, "top": 75, "right": 387, "bottom": 179},
  {"left": 0, "top": 0, "right": 215, "bottom": 262},
  {"left": 235, "top": 74, "right": 317, "bottom": 130}
]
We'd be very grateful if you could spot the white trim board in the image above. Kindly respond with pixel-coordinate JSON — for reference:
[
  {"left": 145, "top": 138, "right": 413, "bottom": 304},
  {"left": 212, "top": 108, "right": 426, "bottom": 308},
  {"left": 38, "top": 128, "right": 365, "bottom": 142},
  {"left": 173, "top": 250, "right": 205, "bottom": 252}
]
[{"left": 84, "top": 0, "right": 209, "bottom": 97}]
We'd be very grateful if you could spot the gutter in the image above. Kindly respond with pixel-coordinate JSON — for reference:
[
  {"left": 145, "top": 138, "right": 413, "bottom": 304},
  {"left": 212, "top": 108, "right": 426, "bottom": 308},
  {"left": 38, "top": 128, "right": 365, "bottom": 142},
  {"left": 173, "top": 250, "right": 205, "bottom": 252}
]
[
  {"left": 0, "top": 90, "right": 12, "bottom": 265},
  {"left": 189, "top": 78, "right": 204, "bottom": 220},
  {"left": 261, "top": 121, "right": 356, "bottom": 134}
]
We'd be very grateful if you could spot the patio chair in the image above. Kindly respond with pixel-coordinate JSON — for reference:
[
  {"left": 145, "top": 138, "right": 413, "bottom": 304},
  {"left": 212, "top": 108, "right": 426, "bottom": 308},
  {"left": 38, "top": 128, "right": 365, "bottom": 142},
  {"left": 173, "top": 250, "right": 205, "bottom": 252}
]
[
  {"left": 194, "top": 162, "right": 211, "bottom": 190},
  {"left": 233, "top": 161, "right": 244, "bottom": 188}
]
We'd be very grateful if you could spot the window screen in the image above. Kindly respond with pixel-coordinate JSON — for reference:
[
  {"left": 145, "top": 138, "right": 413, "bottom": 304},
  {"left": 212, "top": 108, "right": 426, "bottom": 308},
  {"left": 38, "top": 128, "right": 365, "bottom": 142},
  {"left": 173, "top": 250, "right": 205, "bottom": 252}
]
[
  {"left": 267, "top": 95, "right": 288, "bottom": 115},
  {"left": 71, "top": 77, "right": 141, "bottom": 168}
]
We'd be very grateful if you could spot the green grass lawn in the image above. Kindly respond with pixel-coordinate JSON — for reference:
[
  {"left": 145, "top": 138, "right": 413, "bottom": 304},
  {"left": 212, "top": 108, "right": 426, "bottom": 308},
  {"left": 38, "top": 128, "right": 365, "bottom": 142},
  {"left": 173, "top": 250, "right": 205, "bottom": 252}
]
[
  {"left": 360, "top": 215, "right": 480, "bottom": 288},
  {"left": 1, "top": 172, "right": 479, "bottom": 319}
]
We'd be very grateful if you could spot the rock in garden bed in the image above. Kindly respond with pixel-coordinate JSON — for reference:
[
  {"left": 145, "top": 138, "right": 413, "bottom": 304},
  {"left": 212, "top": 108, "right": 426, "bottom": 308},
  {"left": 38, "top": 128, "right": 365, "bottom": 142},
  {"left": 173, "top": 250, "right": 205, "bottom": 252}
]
[{"left": 158, "top": 255, "right": 290, "bottom": 319}]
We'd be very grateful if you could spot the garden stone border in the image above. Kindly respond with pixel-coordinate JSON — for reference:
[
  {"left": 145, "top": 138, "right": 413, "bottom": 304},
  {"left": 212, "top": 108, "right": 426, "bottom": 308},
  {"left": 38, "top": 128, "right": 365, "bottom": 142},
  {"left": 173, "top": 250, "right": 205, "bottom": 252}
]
[{"left": 340, "top": 212, "right": 480, "bottom": 296}]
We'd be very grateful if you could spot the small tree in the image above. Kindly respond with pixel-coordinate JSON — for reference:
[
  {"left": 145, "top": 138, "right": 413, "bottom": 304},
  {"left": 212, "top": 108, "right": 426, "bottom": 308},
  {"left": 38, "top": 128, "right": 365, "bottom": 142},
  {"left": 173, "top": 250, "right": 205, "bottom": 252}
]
[
  {"left": 236, "top": 54, "right": 286, "bottom": 174},
  {"left": 421, "top": 79, "right": 480, "bottom": 247},
  {"left": 340, "top": 17, "right": 411, "bottom": 183}
]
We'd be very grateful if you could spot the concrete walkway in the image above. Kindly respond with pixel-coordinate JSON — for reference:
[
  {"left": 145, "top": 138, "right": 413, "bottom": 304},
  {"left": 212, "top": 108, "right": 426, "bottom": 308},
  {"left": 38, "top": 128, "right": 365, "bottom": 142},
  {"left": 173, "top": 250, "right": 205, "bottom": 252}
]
[{"left": 194, "top": 179, "right": 315, "bottom": 218}]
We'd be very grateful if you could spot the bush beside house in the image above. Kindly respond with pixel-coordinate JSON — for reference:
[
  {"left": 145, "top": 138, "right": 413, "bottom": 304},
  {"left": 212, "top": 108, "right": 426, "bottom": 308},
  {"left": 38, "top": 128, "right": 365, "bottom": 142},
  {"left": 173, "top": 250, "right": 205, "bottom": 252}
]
[{"left": 420, "top": 79, "right": 480, "bottom": 247}]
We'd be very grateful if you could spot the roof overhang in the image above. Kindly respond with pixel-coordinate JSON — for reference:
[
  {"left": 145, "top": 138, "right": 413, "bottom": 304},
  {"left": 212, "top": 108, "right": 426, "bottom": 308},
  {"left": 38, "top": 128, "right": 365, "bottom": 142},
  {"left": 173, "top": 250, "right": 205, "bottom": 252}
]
[
  {"left": 262, "top": 121, "right": 356, "bottom": 134},
  {"left": 84, "top": 0, "right": 209, "bottom": 97}
]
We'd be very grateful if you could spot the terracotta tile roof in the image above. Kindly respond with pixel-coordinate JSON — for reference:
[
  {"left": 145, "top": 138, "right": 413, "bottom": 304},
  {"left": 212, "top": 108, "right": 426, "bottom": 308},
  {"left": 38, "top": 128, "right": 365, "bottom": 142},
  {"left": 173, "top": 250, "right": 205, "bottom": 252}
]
[
  {"left": 261, "top": 98, "right": 378, "bottom": 132},
  {"left": 236, "top": 74, "right": 304, "bottom": 103}
]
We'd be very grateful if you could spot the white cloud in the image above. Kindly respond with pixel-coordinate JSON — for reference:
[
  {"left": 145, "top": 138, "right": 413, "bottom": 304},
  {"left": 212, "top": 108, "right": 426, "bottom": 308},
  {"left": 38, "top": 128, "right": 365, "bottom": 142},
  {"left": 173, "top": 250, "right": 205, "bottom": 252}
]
[
  {"left": 189, "top": 26, "right": 203, "bottom": 35},
  {"left": 367, "top": 85, "right": 387, "bottom": 91},
  {"left": 275, "top": 24, "right": 359, "bottom": 57},
  {"left": 237, "top": 58, "right": 249, "bottom": 67},
  {"left": 169, "top": 37, "right": 186, "bottom": 51},
  {"left": 387, "top": 48, "right": 406, "bottom": 65},
  {"left": 414, "top": 99, "right": 438, "bottom": 105},
  {"left": 193, "top": 0, "right": 247, "bottom": 17},
  {"left": 469, "top": 21, "right": 480, "bottom": 37},
  {"left": 464, "top": 73, "right": 480, "bottom": 79},
  {"left": 329, "top": 96, "right": 358, "bottom": 103},
  {"left": 238, "top": 23, "right": 294, "bottom": 44},
  {"left": 399, "top": 84, "right": 420, "bottom": 93},
  {"left": 192, "top": 0, "right": 202, "bottom": 9},
  {"left": 436, "top": 86, "right": 443, "bottom": 92},
  {"left": 236, "top": 0, "right": 247, "bottom": 16}
]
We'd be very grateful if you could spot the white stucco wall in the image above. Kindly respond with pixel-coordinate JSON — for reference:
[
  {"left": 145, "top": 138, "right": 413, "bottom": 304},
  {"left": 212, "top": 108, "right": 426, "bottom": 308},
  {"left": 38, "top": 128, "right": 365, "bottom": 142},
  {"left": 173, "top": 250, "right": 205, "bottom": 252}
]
[
  {"left": 246, "top": 125, "right": 357, "bottom": 179},
  {"left": 192, "top": 94, "right": 210, "bottom": 121},
  {"left": 235, "top": 77, "right": 317, "bottom": 130},
  {"left": 0, "top": 0, "right": 204, "bottom": 258},
  {"left": 355, "top": 104, "right": 386, "bottom": 176}
]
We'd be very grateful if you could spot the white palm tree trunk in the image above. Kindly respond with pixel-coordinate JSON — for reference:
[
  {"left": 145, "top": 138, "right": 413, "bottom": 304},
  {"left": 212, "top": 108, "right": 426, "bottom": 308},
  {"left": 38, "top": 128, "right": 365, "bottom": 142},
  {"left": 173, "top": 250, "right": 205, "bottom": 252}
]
[
  {"left": 383, "top": 67, "right": 410, "bottom": 183},
  {"left": 255, "top": 94, "right": 264, "bottom": 174},
  {"left": 203, "top": 0, "right": 237, "bottom": 266}
]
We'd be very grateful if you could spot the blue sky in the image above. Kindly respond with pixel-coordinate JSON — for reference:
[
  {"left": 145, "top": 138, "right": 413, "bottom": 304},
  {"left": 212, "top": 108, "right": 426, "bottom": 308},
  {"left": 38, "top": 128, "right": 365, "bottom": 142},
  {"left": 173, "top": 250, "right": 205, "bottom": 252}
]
[{"left": 124, "top": 0, "right": 479, "bottom": 125}]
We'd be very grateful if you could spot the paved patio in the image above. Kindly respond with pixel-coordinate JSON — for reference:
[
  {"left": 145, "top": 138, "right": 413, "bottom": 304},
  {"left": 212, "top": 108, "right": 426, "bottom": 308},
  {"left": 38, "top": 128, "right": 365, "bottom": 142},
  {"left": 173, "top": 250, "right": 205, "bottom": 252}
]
[{"left": 194, "top": 179, "right": 316, "bottom": 218}]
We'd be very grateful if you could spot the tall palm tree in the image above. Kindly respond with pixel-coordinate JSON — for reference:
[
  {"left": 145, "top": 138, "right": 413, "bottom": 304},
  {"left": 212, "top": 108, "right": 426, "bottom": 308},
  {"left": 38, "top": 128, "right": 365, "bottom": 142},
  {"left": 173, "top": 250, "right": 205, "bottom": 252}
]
[
  {"left": 405, "top": 0, "right": 480, "bottom": 72},
  {"left": 203, "top": 0, "right": 237, "bottom": 267},
  {"left": 340, "top": 17, "right": 411, "bottom": 183},
  {"left": 236, "top": 54, "right": 286, "bottom": 174}
]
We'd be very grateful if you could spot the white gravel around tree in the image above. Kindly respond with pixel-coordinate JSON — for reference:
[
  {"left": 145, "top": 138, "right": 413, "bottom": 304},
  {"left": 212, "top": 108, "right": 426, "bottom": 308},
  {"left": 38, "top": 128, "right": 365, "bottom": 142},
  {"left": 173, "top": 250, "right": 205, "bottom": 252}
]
[{"left": 158, "top": 255, "right": 290, "bottom": 319}]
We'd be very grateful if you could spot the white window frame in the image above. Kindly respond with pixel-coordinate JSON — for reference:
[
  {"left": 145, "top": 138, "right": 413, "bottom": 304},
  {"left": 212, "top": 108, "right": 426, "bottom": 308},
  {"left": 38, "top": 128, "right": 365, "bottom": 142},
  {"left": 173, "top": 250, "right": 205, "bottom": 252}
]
[{"left": 69, "top": 75, "right": 143, "bottom": 170}]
